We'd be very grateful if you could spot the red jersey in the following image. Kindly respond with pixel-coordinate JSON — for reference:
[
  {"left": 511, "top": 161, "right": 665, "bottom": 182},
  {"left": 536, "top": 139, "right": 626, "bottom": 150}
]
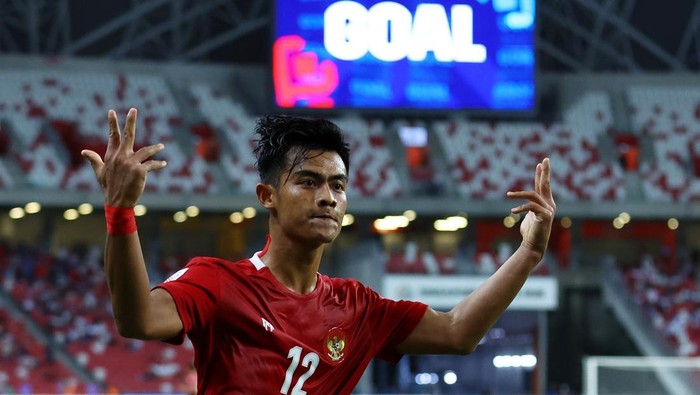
[{"left": 155, "top": 246, "right": 427, "bottom": 394}]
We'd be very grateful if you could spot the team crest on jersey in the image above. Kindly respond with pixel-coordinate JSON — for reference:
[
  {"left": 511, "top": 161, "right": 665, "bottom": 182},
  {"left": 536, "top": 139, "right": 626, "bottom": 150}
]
[{"left": 325, "top": 327, "right": 346, "bottom": 363}]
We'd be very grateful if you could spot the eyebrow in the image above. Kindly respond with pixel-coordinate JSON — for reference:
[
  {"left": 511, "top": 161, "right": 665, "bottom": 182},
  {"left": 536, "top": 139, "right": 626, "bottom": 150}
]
[{"left": 292, "top": 169, "right": 347, "bottom": 182}]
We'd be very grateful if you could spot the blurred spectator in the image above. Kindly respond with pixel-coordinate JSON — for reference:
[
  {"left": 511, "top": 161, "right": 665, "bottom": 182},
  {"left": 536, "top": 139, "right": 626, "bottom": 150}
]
[
  {"left": 613, "top": 133, "right": 639, "bottom": 171},
  {"left": 0, "top": 123, "right": 10, "bottom": 156},
  {"left": 0, "top": 243, "right": 194, "bottom": 392}
]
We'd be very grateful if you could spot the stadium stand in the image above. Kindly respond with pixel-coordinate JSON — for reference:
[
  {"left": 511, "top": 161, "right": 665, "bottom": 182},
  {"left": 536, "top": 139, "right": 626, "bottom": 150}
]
[
  {"left": 627, "top": 86, "right": 700, "bottom": 201},
  {"left": 190, "top": 83, "right": 403, "bottom": 197},
  {"left": 0, "top": 70, "right": 217, "bottom": 194},
  {"left": 0, "top": 305, "right": 80, "bottom": 393},
  {"left": 433, "top": 92, "right": 626, "bottom": 201},
  {"left": 189, "top": 83, "right": 260, "bottom": 193},
  {"left": 0, "top": 68, "right": 661, "bottom": 205},
  {"left": 331, "top": 116, "right": 402, "bottom": 197},
  {"left": 0, "top": 243, "right": 194, "bottom": 393},
  {"left": 623, "top": 254, "right": 700, "bottom": 357},
  {"left": 384, "top": 241, "right": 457, "bottom": 275}
]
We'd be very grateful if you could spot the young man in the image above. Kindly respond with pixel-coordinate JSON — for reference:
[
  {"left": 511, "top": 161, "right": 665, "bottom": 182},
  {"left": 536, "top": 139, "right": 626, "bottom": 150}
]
[{"left": 81, "top": 108, "right": 556, "bottom": 394}]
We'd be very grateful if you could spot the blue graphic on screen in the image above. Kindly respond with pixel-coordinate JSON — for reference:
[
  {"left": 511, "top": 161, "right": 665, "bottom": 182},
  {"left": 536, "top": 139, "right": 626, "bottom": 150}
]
[{"left": 272, "top": 0, "right": 535, "bottom": 111}]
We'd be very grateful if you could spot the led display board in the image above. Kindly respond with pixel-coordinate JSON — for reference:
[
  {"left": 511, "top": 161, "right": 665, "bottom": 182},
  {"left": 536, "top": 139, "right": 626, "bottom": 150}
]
[{"left": 272, "top": 0, "right": 536, "bottom": 112}]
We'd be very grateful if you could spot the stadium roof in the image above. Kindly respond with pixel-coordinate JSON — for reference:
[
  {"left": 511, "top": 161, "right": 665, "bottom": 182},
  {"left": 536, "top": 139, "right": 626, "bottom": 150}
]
[{"left": 0, "top": 0, "right": 698, "bottom": 71}]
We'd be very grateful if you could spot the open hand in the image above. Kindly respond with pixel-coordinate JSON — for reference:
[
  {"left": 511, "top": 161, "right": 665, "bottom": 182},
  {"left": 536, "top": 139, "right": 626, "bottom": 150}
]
[
  {"left": 81, "top": 108, "right": 167, "bottom": 207},
  {"left": 506, "top": 158, "right": 556, "bottom": 260}
]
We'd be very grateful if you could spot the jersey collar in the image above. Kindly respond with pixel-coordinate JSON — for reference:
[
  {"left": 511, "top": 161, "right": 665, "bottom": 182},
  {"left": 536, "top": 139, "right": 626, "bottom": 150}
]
[{"left": 249, "top": 234, "right": 271, "bottom": 271}]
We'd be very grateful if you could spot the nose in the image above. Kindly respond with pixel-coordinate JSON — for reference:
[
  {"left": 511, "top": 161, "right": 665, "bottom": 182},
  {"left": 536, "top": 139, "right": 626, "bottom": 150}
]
[{"left": 317, "top": 184, "right": 337, "bottom": 208}]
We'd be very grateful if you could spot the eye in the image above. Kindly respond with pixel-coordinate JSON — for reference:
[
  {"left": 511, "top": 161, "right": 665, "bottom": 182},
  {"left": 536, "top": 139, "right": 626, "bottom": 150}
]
[
  {"left": 302, "top": 179, "right": 315, "bottom": 187},
  {"left": 334, "top": 182, "right": 345, "bottom": 191}
]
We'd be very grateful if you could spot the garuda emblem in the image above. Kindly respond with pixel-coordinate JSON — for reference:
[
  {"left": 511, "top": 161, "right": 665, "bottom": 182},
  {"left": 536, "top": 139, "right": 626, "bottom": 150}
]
[{"left": 325, "top": 327, "right": 346, "bottom": 363}]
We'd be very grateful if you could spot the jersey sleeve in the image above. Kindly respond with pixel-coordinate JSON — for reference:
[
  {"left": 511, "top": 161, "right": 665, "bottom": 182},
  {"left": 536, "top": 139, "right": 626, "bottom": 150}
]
[
  {"left": 153, "top": 257, "right": 221, "bottom": 344},
  {"left": 366, "top": 287, "right": 428, "bottom": 363}
]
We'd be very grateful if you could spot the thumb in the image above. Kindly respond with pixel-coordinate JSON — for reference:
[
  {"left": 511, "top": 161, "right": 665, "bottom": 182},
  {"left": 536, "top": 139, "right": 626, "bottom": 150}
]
[{"left": 81, "top": 149, "right": 104, "bottom": 172}]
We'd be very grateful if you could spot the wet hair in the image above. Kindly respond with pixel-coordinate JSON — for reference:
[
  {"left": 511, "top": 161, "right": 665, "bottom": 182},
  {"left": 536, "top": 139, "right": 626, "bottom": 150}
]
[{"left": 253, "top": 115, "right": 350, "bottom": 186}]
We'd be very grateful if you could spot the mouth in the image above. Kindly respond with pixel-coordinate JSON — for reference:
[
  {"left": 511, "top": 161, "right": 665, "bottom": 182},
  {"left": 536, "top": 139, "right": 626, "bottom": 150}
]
[{"left": 312, "top": 214, "right": 338, "bottom": 223}]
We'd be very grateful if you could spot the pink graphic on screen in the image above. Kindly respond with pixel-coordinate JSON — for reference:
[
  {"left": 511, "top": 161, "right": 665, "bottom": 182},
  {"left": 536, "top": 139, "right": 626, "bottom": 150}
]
[{"left": 273, "top": 35, "right": 339, "bottom": 108}]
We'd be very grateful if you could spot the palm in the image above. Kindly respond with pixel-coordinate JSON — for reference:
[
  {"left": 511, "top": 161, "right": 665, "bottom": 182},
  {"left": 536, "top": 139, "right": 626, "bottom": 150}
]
[
  {"left": 507, "top": 158, "right": 556, "bottom": 258},
  {"left": 519, "top": 210, "right": 547, "bottom": 253}
]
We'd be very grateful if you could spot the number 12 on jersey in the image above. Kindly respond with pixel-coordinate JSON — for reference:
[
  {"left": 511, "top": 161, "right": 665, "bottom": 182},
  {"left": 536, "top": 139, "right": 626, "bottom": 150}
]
[{"left": 280, "top": 346, "right": 320, "bottom": 395}]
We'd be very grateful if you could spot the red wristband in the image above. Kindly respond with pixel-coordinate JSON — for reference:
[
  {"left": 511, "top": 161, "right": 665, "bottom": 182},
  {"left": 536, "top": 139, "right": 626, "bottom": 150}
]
[{"left": 105, "top": 204, "right": 137, "bottom": 236}]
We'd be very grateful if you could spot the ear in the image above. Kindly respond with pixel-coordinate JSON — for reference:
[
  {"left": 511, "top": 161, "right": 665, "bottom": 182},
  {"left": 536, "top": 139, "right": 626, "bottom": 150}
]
[{"left": 256, "top": 183, "right": 276, "bottom": 209}]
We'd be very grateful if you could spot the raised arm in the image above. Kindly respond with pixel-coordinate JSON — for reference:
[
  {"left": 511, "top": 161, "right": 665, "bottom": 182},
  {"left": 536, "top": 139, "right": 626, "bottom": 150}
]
[
  {"left": 82, "top": 108, "right": 183, "bottom": 341},
  {"left": 397, "top": 158, "right": 556, "bottom": 355}
]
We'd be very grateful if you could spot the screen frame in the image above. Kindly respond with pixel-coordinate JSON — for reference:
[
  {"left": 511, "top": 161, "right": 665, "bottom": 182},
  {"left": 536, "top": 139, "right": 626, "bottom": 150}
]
[{"left": 268, "top": 0, "right": 540, "bottom": 120}]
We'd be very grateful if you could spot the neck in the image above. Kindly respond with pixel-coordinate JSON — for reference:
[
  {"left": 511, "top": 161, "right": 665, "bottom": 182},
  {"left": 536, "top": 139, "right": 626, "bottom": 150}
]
[{"left": 260, "top": 229, "right": 325, "bottom": 295}]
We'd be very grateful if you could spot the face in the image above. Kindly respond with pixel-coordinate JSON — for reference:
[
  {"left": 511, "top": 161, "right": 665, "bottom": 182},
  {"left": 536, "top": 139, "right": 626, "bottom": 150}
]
[{"left": 267, "top": 148, "right": 348, "bottom": 246}]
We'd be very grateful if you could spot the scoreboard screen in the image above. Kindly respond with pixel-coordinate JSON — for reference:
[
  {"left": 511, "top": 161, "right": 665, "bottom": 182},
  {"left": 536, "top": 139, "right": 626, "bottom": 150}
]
[{"left": 272, "top": 0, "right": 536, "bottom": 113}]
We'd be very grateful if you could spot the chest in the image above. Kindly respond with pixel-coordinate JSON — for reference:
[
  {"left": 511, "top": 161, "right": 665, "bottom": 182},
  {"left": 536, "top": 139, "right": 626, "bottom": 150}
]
[
  {"left": 215, "top": 276, "right": 370, "bottom": 359},
  {"left": 195, "top": 272, "right": 375, "bottom": 394}
]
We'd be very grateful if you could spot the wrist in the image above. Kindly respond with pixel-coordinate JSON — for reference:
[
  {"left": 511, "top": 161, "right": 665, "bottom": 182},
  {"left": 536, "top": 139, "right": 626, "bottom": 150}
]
[
  {"left": 105, "top": 204, "right": 137, "bottom": 236},
  {"left": 517, "top": 241, "right": 545, "bottom": 265}
]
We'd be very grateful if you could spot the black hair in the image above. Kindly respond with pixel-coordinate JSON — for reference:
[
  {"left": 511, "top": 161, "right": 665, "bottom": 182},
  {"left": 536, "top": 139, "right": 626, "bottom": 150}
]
[{"left": 254, "top": 115, "right": 350, "bottom": 186}]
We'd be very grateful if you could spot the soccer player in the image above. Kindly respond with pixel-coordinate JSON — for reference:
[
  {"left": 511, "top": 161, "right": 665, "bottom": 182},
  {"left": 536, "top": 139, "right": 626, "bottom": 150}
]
[{"left": 81, "top": 108, "right": 555, "bottom": 394}]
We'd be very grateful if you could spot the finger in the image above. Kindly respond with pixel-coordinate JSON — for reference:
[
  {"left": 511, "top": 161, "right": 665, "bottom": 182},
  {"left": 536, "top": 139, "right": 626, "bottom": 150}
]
[
  {"left": 506, "top": 190, "right": 547, "bottom": 207},
  {"left": 133, "top": 143, "right": 165, "bottom": 163},
  {"left": 81, "top": 149, "right": 105, "bottom": 173},
  {"left": 105, "top": 110, "right": 121, "bottom": 159},
  {"left": 540, "top": 157, "right": 553, "bottom": 201},
  {"left": 120, "top": 108, "right": 138, "bottom": 154},
  {"left": 534, "top": 162, "right": 542, "bottom": 195},
  {"left": 141, "top": 159, "right": 168, "bottom": 173},
  {"left": 510, "top": 201, "right": 552, "bottom": 217}
]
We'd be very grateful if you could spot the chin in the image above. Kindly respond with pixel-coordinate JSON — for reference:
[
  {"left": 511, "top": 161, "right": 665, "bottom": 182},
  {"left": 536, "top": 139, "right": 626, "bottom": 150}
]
[
  {"left": 313, "top": 229, "right": 341, "bottom": 245},
  {"left": 317, "top": 232, "right": 340, "bottom": 245},
  {"left": 288, "top": 223, "right": 341, "bottom": 246}
]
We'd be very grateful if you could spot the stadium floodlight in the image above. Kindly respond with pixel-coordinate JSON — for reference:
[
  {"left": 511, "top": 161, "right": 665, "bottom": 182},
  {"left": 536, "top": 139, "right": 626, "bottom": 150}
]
[
  {"left": 24, "top": 202, "right": 41, "bottom": 214},
  {"left": 229, "top": 212, "right": 244, "bottom": 224},
  {"left": 493, "top": 354, "right": 537, "bottom": 369},
  {"left": 374, "top": 215, "right": 410, "bottom": 231},
  {"left": 342, "top": 214, "right": 354, "bottom": 227},
  {"left": 403, "top": 210, "right": 417, "bottom": 221},
  {"left": 560, "top": 216, "right": 572, "bottom": 228},
  {"left": 612, "top": 217, "right": 624, "bottom": 229},
  {"left": 9, "top": 207, "right": 25, "bottom": 219},
  {"left": 619, "top": 212, "right": 631, "bottom": 224},
  {"left": 78, "top": 203, "right": 93, "bottom": 215},
  {"left": 503, "top": 215, "right": 517, "bottom": 228},
  {"left": 185, "top": 205, "right": 200, "bottom": 217},
  {"left": 173, "top": 211, "right": 187, "bottom": 223},
  {"left": 134, "top": 205, "right": 147, "bottom": 216},
  {"left": 64, "top": 209, "right": 79, "bottom": 221},
  {"left": 668, "top": 218, "right": 679, "bottom": 230},
  {"left": 443, "top": 370, "right": 458, "bottom": 385},
  {"left": 242, "top": 207, "right": 257, "bottom": 219},
  {"left": 434, "top": 216, "right": 468, "bottom": 232}
]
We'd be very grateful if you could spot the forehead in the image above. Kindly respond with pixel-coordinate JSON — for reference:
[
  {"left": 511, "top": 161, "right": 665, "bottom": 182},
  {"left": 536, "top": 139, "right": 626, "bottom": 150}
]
[{"left": 286, "top": 148, "right": 346, "bottom": 177}]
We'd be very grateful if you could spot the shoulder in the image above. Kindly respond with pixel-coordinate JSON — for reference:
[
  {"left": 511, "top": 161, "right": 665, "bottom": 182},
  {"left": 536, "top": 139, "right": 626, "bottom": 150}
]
[
  {"left": 324, "top": 275, "right": 378, "bottom": 299},
  {"left": 326, "top": 275, "right": 363, "bottom": 288},
  {"left": 163, "top": 256, "right": 255, "bottom": 283}
]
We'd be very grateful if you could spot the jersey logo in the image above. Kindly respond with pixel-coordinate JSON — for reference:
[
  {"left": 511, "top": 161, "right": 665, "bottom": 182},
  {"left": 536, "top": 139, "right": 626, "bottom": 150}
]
[
  {"left": 164, "top": 268, "right": 188, "bottom": 283},
  {"left": 262, "top": 318, "right": 275, "bottom": 332},
  {"left": 325, "top": 327, "right": 346, "bottom": 363}
]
